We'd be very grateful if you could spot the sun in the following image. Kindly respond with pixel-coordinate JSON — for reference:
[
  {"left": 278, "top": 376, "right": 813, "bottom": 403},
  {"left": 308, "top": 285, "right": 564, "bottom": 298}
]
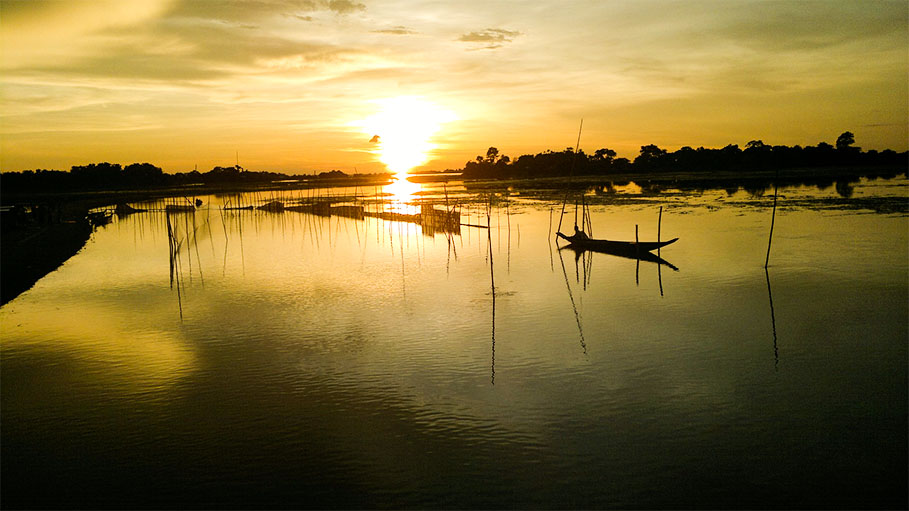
[{"left": 358, "top": 96, "right": 456, "bottom": 175}]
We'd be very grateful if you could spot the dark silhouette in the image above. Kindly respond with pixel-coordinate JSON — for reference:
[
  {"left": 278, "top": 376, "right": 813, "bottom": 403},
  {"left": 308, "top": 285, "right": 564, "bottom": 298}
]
[
  {"left": 0, "top": 164, "right": 390, "bottom": 195},
  {"left": 836, "top": 131, "right": 856, "bottom": 151},
  {"left": 0, "top": 132, "right": 904, "bottom": 195},
  {"left": 459, "top": 132, "right": 906, "bottom": 180}
]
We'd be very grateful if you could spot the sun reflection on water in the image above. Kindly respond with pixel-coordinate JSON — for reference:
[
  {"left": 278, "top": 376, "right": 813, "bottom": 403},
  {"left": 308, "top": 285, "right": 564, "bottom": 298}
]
[{"left": 382, "top": 174, "right": 422, "bottom": 213}]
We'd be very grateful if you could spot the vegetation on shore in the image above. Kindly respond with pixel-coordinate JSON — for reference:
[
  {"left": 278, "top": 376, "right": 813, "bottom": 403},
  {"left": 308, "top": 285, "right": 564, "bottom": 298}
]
[
  {"left": 2, "top": 132, "right": 905, "bottom": 197},
  {"left": 0, "top": 164, "right": 390, "bottom": 196},
  {"left": 456, "top": 132, "right": 906, "bottom": 180}
]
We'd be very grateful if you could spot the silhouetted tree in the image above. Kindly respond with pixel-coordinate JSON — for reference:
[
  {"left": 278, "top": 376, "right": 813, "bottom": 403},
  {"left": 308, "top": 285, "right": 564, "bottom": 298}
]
[
  {"left": 70, "top": 162, "right": 123, "bottom": 187},
  {"left": 593, "top": 148, "right": 617, "bottom": 161},
  {"left": 745, "top": 140, "right": 765, "bottom": 150},
  {"left": 835, "top": 131, "right": 856, "bottom": 151},
  {"left": 123, "top": 163, "right": 165, "bottom": 186},
  {"left": 743, "top": 140, "right": 772, "bottom": 169},
  {"left": 634, "top": 145, "right": 668, "bottom": 172}
]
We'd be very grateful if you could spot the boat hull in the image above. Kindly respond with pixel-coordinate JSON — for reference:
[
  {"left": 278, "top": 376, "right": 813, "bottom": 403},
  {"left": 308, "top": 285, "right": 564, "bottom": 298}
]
[{"left": 556, "top": 232, "right": 678, "bottom": 253}]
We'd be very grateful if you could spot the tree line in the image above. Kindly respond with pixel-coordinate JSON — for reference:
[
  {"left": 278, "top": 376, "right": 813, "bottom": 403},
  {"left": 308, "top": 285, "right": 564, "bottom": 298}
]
[
  {"left": 460, "top": 132, "right": 906, "bottom": 179},
  {"left": 0, "top": 164, "right": 372, "bottom": 194},
  {"left": 2, "top": 132, "right": 905, "bottom": 193}
]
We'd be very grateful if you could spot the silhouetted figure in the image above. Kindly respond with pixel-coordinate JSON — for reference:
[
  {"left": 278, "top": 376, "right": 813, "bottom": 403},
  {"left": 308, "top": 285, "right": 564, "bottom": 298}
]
[{"left": 573, "top": 224, "right": 589, "bottom": 241}]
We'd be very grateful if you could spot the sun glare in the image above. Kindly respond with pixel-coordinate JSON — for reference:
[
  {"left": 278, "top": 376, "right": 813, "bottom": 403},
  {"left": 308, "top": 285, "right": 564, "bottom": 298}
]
[{"left": 358, "top": 96, "right": 456, "bottom": 176}]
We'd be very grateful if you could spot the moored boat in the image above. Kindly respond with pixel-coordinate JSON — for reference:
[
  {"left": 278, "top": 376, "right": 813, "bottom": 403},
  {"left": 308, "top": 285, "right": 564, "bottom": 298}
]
[
  {"left": 557, "top": 239, "right": 679, "bottom": 271},
  {"left": 556, "top": 231, "right": 678, "bottom": 253}
]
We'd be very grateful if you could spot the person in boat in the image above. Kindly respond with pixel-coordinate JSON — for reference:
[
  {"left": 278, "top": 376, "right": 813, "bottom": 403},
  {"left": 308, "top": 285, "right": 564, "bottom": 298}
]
[{"left": 572, "top": 224, "right": 589, "bottom": 241}]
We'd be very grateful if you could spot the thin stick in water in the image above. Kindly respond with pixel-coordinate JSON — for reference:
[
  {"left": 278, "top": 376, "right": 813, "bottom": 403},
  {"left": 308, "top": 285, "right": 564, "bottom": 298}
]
[{"left": 765, "top": 172, "right": 779, "bottom": 268}]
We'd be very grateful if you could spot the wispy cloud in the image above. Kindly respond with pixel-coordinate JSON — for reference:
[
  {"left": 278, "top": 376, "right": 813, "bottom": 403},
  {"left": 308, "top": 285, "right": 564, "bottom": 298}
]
[
  {"left": 328, "top": 0, "right": 366, "bottom": 14},
  {"left": 457, "top": 28, "right": 521, "bottom": 49},
  {"left": 373, "top": 26, "right": 417, "bottom": 35}
]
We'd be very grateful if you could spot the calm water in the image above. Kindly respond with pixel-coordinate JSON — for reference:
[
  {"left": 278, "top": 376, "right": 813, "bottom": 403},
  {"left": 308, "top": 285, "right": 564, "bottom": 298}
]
[{"left": 2, "top": 177, "right": 907, "bottom": 509}]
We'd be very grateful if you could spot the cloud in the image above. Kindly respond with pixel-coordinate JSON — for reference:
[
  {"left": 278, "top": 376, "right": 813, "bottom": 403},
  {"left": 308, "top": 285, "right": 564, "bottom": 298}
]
[
  {"left": 7, "top": 22, "right": 353, "bottom": 86},
  {"left": 373, "top": 26, "right": 417, "bottom": 35},
  {"left": 328, "top": 0, "right": 366, "bottom": 14},
  {"left": 168, "top": 0, "right": 365, "bottom": 23},
  {"left": 715, "top": 1, "right": 907, "bottom": 52},
  {"left": 0, "top": 0, "right": 176, "bottom": 70},
  {"left": 457, "top": 28, "right": 521, "bottom": 49}
]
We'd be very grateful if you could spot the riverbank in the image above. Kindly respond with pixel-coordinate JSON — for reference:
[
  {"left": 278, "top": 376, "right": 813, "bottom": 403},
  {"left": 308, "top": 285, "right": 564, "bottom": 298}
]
[{"left": 1, "top": 217, "right": 93, "bottom": 306}]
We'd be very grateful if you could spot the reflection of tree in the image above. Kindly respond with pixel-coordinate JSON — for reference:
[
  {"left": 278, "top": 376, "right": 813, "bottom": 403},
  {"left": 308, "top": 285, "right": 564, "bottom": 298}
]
[
  {"left": 835, "top": 180, "right": 855, "bottom": 198},
  {"left": 814, "top": 178, "right": 834, "bottom": 191},
  {"left": 745, "top": 186, "right": 766, "bottom": 198}
]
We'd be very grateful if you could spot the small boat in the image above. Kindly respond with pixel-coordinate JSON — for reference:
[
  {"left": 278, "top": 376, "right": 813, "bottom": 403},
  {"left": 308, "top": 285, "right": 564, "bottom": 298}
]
[
  {"left": 115, "top": 203, "right": 147, "bottom": 215},
  {"left": 165, "top": 204, "right": 195, "bottom": 213},
  {"left": 556, "top": 231, "right": 678, "bottom": 254},
  {"left": 558, "top": 240, "right": 679, "bottom": 271},
  {"left": 257, "top": 200, "right": 285, "bottom": 212},
  {"left": 86, "top": 211, "right": 113, "bottom": 227}
]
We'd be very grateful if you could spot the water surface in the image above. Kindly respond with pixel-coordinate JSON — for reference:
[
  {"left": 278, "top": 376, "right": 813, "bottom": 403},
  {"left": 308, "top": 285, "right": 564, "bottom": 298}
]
[{"left": 2, "top": 177, "right": 906, "bottom": 508}]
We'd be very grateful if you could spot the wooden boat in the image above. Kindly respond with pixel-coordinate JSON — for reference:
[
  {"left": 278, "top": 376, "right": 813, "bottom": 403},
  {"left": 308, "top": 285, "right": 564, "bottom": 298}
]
[
  {"left": 556, "top": 231, "right": 678, "bottom": 254},
  {"left": 558, "top": 241, "right": 679, "bottom": 271}
]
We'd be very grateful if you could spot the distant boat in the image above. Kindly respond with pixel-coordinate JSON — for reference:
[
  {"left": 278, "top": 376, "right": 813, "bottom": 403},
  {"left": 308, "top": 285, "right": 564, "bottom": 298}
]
[
  {"left": 257, "top": 200, "right": 285, "bottom": 212},
  {"left": 86, "top": 211, "right": 113, "bottom": 227},
  {"left": 165, "top": 204, "right": 195, "bottom": 213},
  {"left": 556, "top": 231, "right": 678, "bottom": 254},
  {"left": 115, "top": 203, "right": 146, "bottom": 215}
]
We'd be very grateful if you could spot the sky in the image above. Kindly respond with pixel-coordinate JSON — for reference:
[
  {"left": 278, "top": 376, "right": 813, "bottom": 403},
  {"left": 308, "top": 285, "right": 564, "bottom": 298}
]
[{"left": 1, "top": 0, "right": 906, "bottom": 174}]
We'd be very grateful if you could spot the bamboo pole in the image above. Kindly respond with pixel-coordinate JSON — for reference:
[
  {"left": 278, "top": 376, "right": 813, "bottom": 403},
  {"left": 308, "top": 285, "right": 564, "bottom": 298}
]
[
  {"left": 556, "top": 119, "right": 584, "bottom": 235},
  {"left": 658, "top": 206, "right": 662, "bottom": 244},
  {"left": 635, "top": 224, "right": 640, "bottom": 285},
  {"left": 765, "top": 170, "right": 780, "bottom": 268},
  {"left": 488, "top": 199, "right": 496, "bottom": 384}
]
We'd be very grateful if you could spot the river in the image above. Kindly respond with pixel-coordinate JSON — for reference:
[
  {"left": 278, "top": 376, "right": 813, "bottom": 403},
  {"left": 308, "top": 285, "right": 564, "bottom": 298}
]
[{"left": 2, "top": 176, "right": 906, "bottom": 508}]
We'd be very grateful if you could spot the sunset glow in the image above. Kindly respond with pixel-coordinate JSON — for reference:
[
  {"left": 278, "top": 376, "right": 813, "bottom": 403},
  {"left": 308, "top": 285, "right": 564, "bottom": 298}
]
[{"left": 357, "top": 96, "right": 456, "bottom": 174}]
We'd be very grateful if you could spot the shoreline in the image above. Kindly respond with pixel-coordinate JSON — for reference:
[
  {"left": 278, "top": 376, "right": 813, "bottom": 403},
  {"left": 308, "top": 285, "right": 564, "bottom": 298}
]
[{"left": 1, "top": 218, "right": 93, "bottom": 306}]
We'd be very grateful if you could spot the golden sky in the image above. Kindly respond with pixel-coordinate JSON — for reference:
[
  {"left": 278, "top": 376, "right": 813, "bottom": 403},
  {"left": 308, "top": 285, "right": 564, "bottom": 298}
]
[{"left": 1, "top": 0, "right": 906, "bottom": 174}]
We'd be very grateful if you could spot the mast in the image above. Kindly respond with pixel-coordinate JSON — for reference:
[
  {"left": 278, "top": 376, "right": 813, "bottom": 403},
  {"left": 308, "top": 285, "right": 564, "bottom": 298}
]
[{"left": 556, "top": 119, "right": 584, "bottom": 235}]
